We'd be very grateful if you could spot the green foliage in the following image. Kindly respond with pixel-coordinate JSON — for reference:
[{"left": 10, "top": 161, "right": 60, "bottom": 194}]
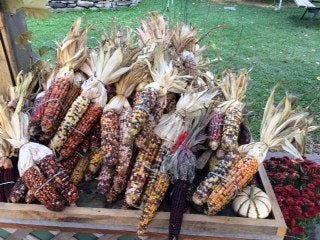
[
  {"left": 3, "top": 0, "right": 49, "bottom": 18},
  {"left": 26, "top": 0, "right": 320, "bottom": 142}
]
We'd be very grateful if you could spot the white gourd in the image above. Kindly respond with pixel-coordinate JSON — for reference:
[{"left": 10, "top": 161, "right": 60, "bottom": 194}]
[{"left": 232, "top": 186, "right": 272, "bottom": 219}]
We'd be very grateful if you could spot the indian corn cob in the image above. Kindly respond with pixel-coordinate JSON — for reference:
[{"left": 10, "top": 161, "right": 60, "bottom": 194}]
[
  {"left": 97, "top": 110, "right": 120, "bottom": 194},
  {"left": 59, "top": 102, "right": 103, "bottom": 160},
  {"left": 141, "top": 144, "right": 170, "bottom": 204},
  {"left": 38, "top": 154, "right": 79, "bottom": 204},
  {"left": 208, "top": 112, "right": 225, "bottom": 150},
  {"left": 22, "top": 166, "right": 66, "bottom": 211},
  {"left": 0, "top": 157, "right": 15, "bottom": 201},
  {"left": 9, "top": 177, "right": 27, "bottom": 203},
  {"left": 89, "top": 121, "right": 101, "bottom": 151},
  {"left": 206, "top": 155, "right": 259, "bottom": 215},
  {"left": 124, "top": 85, "right": 159, "bottom": 143},
  {"left": 85, "top": 151, "right": 103, "bottom": 181},
  {"left": 125, "top": 135, "right": 162, "bottom": 207},
  {"left": 49, "top": 95, "right": 90, "bottom": 153},
  {"left": 60, "top": 152, "right": 82, "bottom": 174},
  {"left": 25, "top": 190, "right": 36, "bottom": 204},
  {"left": 106, "top": 110, "right": 133, "bottom": 203},
  {"left": 192, "top": 153, "right": 237, "bottom": 206},
  {"left": 41, "top": 83, "right": 81, "bottom": 142},
  {"left": 137, "top": 172, "right": 171, "bottom": 237},
  {"left": 208, "top": 148, "right": 225, "bottom": 172},
  {"left": 169, "top": 179, "right": 188, "bottom": 240},
  {"left": 71, "top": 154, "right": 89, "bottom": 185},
  {"left": 220, "top": 106, "right": 242, "bottom": 152}
]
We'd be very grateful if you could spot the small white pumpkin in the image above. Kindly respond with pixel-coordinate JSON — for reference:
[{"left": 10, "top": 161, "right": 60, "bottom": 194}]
[{"left": 232, "top": 186, "right": 272, "bottom": 219}]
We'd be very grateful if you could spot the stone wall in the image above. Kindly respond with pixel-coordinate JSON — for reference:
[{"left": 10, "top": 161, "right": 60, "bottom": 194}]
[{"left": 48, "top": 0, "right": 142, "bottom": 11}]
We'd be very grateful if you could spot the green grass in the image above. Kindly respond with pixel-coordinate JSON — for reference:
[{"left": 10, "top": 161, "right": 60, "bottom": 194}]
[{"left": 26, "top": 0, "right": 320, "bottom": 145}]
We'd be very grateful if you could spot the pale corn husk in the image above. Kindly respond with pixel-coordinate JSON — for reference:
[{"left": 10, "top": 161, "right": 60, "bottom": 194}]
[
  {"left": 155, "top": 88, "right": 219, "bottom": 145},
  {"left": 104, "top": 62, "right": 143, "bottom": 113},
  {"left": 172, "top": 24, "right": 197, "bottom": 54},
  {"left": 145, "top": 48, "right": 189, "bottom": 97},
  {"left": 80, "top": 47, "right": 131, "bottom": 86},
  {"left": 56, "top": 18, "right": 89, "bottom": 78},
  {"left": 239, "top": 84, "right": 318, "bottom": 163},
  {"left": 82, "top": 79, "right": 108, "bottom": 108},
  {"left": 218, "top": 69, "right": 249, "bottom": 111},
  {"left": 136, "top": 12, "right": 171, "bottom": 52},
  {"left": 7, "top": 72, "right": 38, "bottom": 110}
]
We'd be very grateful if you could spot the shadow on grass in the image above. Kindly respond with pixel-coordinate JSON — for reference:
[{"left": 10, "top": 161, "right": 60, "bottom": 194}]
[{"left": 287, "top": 15, "right": 320, "bottom": 29}]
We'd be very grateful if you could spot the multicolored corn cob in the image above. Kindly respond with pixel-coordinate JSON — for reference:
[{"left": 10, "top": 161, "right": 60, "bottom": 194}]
[
  {"left": 9, "top": 177, "right": 27, "bottom": 203},
  {"left": 106, "top": 110, "right": 133, "bottom": 203},
  {"left": 84, "top": 151, "right": 104, "bottom": 181},
  {"left": 142, "top": 144, "right": 170, "bottom": 203},
  {"left": 22, "top": 166, "right": 66, "bottom": 211},
  {"left": 38, "top": 154, "right": 79, "bottom": 204},
  {"left": 137, "top": 172, "right": 171, "bottom": 236},
  {"left": 206, "top": 154, "right": 259, "bottom": 215},
  {"left": 208, "top": 149, "right": 225, "bottom": 172},
  {"left": 192, "top": 153, "right": 237, "bottom": 206},
  {"left": 50, "top": 95, "right": 90, "bottom": 153},
  {"left": 164, "top": 93, "right": 177, "bottom": 114},
  {"left": 221, "top": 106, "right": 242, "bottom": 152},
  {"left": 59, "top": 103, "right": 102, "bottom": 160},
  {"left": 125, "top": 135, "right": 162, "bottom": 207},
  {"left": 97, "top": 110, "right": 120, "bottom": 194},
  {"left": 208, "top": 112, "right": 225, "bottom": 150},
  {"left": 124, "top": 86, "right": 159, "bottom": 143},
  {"left": 71, "top": 155, "right": 89, "bottom": 185}
]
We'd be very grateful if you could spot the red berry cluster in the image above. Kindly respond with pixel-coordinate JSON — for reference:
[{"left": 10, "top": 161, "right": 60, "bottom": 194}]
[{"left": 264, "top": 156, "right": 320, "bottom": 236}]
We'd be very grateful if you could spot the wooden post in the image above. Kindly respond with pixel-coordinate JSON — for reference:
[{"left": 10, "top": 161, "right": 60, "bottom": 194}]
[
  {"left": 0, "top": 10, "right": 17, "bottom": 97},
  {"left": 0, "top": 8, "right": 33, "bottom": 98}
]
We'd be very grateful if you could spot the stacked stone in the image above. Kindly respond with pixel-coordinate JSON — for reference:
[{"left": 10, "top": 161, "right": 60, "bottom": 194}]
[{"left": 48, "top": 0, "right": 141, "bottom": 10}]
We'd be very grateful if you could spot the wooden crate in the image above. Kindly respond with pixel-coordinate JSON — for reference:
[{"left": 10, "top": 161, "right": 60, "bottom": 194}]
[{"left": 0, "top": 164, "right": 287, "bottom": 240}]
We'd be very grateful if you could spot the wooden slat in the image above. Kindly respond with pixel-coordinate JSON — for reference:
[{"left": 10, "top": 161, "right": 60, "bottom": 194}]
[
  {"left": 6, "top": 229, "right": 32, "bottom": 240},
  {"left": 0, "top": 165, "right": 286, "bottom": 240},
  {"left": 51, "top": 232, "right": 76, "bottom": 240}
]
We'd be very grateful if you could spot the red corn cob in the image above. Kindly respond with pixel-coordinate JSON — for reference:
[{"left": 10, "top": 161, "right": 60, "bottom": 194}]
[
  {"left": 106, "top": 110, "right": 133, "bottom": 203},
  {"left": 59, "top": 103, "right": 102, "bottom": 160},
  {"left": 41, "top": 77, "right": 72, "bottom": 134},
  {"left": 29, "top": 91, "right": 50, "bottom": 140},
  {"left": 9, "top": 177, "right": 27, "bottom": 203},
  {"left": 169, "top": 179, "right": 188, "bottom": 240},
  {"left": 0, "top": 170, "right": 4, "bottom": 202},
  {"left": 38, "top": 154, "right": 79, "bottom": 204},
  {"left": 97, "top": 110, "right": 120, "bottom": 195},
  {"left": 41, "top": 83, "right": 81, "bottom": 142},
  {"left": 0, "top": 157, "right": 15, "bottom": 202},
  {"left": 60, "top": 153, "right": 82, "bottom": 175},
  {"left": 138, "top": 172, "right": 171, "bottom": 237},
  {"left": 89, "top": 121, "right": 101, "bottom": 151},
  {"left": 22, "top": 166, "right": 66, "bottom": 211},
  {"left": 208, "top": 112, "right": 225, "bottom": 151}
]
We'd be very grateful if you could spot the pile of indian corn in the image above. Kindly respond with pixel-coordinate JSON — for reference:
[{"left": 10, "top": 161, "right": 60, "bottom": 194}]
[{"left": 0, "top": 13, "right": 318, "bottom": 240}]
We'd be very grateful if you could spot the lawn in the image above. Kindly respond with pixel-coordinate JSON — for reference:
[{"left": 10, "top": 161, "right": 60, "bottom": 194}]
[{"left": 26, "top": 0, "right": 320, "bottom": 148}]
